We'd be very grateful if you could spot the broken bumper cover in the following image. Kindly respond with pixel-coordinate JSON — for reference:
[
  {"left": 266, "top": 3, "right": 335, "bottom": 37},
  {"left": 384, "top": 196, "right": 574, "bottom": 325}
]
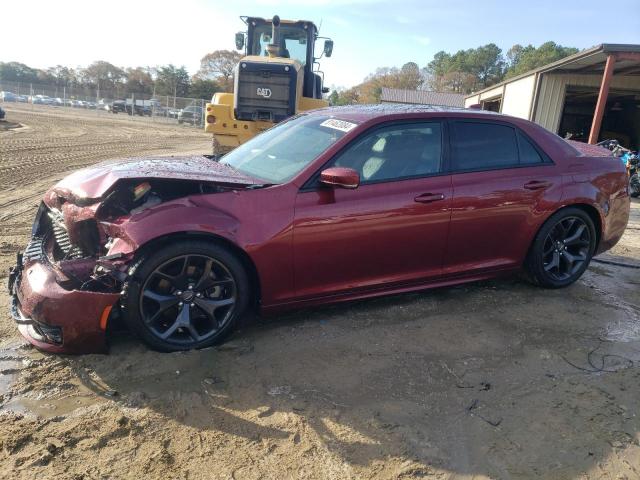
[{"left": 8, "top": 251, "right": 119, "bottom": 354}]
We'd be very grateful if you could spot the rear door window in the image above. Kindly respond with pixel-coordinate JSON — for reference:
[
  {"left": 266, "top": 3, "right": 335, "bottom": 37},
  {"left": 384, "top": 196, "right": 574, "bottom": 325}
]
[{"left": 450, "top": 121, "right": 519, "bottom": 172}]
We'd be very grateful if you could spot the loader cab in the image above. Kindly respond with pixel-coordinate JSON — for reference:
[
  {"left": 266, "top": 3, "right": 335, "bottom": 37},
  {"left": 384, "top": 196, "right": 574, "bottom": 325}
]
[
  {"left": 239, "top": 16, "right": 331, "bottom": 100},
  {"left": 204, "top": 15, "right": 333, "bottom": 154}
]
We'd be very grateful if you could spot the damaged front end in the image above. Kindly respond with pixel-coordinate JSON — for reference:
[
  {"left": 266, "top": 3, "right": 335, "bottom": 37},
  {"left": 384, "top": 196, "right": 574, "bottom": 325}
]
[
  {"left": 9, "top": 170, "right": 245, "bottom": 354},
  {"left": 8, "top": 198, "right": 121, "bottom": 353}
]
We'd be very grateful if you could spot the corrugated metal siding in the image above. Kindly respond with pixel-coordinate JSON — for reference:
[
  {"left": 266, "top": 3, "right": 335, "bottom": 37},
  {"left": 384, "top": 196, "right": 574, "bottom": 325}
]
[
  {"left": 534, "top": 74, "right": 640, "bottom": 132},
  {"left": 501, "top": 74, "right": 536, "bottom": 119}
]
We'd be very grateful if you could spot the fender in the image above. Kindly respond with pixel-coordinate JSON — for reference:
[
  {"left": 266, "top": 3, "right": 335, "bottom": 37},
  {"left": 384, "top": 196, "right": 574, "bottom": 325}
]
[
  {"left": 102, "top": 193, "right": 297, "bottom": 306},
  {"left": 560, "top": 169, "right": 629, "bottom": 254},
  {"left": 103, "top": 199, "right": 241, "bottom": 256}
]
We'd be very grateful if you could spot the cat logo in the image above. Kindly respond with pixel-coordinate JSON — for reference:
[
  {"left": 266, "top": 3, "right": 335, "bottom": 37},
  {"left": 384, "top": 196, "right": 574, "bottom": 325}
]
[{"left": 256, "top": 87, "right": 272, "bottom": 99}]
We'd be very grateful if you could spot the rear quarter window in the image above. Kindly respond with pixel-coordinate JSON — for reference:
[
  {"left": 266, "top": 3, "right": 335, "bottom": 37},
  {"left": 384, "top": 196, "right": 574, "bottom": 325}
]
[{"left": 517, "top": 131, "right": 544, "bottom": 164}]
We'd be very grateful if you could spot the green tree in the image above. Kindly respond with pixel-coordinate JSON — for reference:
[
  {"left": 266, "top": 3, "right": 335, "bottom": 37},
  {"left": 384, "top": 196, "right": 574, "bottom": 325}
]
[
  {"left": 154, "top": 65, "right": 190, "bottom": 97},
  {"left": 0, "top": 62, "right": 40, "bottom": 83},
  {"left": 81, "top": 61, "right": 125, "bottom": 93},
  {"left": 46, "top": 65, "right": 78, "bottom": 88},
  {"left": 505, "top": 42, "right": 579, "bottom": 78},
  {"left": 426, "top": 44, "right": 503, "bottom": 93},
  {"left": 328, "top": 89, "right": 340, "bottom": 105},
  {"left": 189, "top": 78, "right": 221, "bottom": 100},
  {"left": 468, "top": 44, "right": 503, "bottom": 88}
]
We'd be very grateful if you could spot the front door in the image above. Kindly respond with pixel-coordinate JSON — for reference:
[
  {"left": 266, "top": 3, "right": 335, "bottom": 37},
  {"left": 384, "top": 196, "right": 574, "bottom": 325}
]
[{"left": 293, "top": 121, "right": 453, "bottom": 299}]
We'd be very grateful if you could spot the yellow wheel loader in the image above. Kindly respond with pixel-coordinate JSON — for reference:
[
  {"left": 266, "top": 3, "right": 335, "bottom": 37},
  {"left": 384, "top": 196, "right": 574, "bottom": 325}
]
[{"left": 204, "top": 15, "right": 334, "bottom": 155}]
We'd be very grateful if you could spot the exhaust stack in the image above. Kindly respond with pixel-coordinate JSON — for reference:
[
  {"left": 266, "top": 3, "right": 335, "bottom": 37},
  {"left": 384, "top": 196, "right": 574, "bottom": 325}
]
[{"left": 265, "top": 15, "right": 281, "bottom": 58}]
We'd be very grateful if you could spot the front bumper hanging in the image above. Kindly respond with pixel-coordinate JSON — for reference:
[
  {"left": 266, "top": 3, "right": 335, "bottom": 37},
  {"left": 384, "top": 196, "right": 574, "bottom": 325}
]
[{"left": 8, "top": 248, "right": 120, "bottom": 354}]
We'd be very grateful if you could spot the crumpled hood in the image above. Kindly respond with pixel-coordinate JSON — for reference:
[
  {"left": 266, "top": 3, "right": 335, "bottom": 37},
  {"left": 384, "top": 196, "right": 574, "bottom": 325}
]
[{"left": 52, "top": 155, "right": 262, "bottom": 201}]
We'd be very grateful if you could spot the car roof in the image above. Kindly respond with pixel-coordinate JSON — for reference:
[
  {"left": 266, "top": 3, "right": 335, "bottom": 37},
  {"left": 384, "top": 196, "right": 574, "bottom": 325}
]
[{"left": 309, "top": 103, "right": 501, "bottom": 123}]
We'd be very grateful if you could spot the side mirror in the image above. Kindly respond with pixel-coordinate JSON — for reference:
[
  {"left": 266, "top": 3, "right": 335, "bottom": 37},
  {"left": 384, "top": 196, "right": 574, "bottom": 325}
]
[
  {"left": 322, "top": 87, "right": 330, "bottom": 94},
  {"left": 320, "top": 167, "right": 359, "bottom": 189},
  {"left": 235, "top": 32, "right": 245, "bottom": 50},
  {"left": 323, "top": 39, "right": 334, "bottom": 58}
]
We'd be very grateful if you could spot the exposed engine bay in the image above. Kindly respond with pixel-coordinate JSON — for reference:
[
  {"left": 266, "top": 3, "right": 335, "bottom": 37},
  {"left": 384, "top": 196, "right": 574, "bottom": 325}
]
[{"left": 32, "top": 178, "right": 238, "bottom": 294}]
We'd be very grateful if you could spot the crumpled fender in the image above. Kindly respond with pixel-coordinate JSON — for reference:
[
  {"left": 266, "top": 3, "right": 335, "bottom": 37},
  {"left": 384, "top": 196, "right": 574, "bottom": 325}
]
[{"left": 102, "top": 196, "right": 242, "bottom": 257}]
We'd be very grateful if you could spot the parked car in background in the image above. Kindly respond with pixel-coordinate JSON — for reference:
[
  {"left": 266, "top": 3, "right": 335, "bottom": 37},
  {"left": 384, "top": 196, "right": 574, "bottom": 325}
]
[
  {"left": 30, "top": 95, "right": 53, "bottom": 105},
  {"left": 16, "top": 95, "right": 28, "bottom": 103},
  {"left": 97, "top": 99, "right": 111, "bottom": 111},
  {"left": 110, "top": 100, "right": 127, "bottom": 113},
  {"left": 177, "top": 105, "right": 203, "bottom": 125},
  {"left": 0, "top": 91, "right": 17, "bottom": 102},
  {"left": 52, "top": 98, "right": 64, "bottom": 106},
  {"left": 8, "top": 105, "right": 630, "bottom": 354},
  {"left": 123, "top": 99, "right": 153, "bottom": 116},
  {"left": 152, "top": 105, "right": 169, "bottom": 117}
]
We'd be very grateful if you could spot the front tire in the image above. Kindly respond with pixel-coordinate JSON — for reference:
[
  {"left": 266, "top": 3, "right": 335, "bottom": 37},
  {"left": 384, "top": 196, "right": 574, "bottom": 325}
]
[
  {"left": 525, "top": 207, "right": 596, "bottom": 288},
  {"left": 122, "top": 240, "right": 250, "bottom": 352}
]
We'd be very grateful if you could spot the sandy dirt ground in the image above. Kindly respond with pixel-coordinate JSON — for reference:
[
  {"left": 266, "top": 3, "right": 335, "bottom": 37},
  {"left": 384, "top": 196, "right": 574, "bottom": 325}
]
[{"left": 0, "top": 104, "right": 640, "bottom": 480}]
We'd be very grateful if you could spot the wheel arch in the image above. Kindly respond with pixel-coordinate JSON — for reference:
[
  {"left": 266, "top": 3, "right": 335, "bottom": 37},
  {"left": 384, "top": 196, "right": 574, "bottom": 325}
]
[
  {"left": 134, "top": 231, "right": 262, "bottom": 310},
  {"left": 569, "top": 203, "right": 602, "bottom": 248},
  {"left": 524, "top": 202, "right": 603, "bottom": 262},
  {"left": 526, "top": 202, "right": 603, "bottom": 263}
]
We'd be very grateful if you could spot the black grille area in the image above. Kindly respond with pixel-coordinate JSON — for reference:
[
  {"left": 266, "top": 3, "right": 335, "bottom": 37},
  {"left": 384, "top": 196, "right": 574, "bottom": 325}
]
[
  {"left": 23, "top": 237, "right": 44, "bottom": 262},
  {"left": 234, "top": 64, "right": 297, "bottom": 122},
  {"left": 46, "top": 209, "right": 85, "bottom": 259}
]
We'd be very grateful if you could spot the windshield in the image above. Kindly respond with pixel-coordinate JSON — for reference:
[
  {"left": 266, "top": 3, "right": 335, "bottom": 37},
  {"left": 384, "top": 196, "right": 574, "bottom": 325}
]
[
  {"left": 251, "top": 25, "right": 309, "bottom": 65},
  {"left": 220, "top": 115, "right": 351, "bottom": 183}
]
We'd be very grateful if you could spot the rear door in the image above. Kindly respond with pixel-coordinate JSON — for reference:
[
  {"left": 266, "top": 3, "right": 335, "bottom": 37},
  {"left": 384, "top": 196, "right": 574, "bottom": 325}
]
[
  {"left": 293, "top": 121, "right": 452, "bottom": 299},
  {"left": 443, "top": 119, "right": 561, "bottom": 276}
]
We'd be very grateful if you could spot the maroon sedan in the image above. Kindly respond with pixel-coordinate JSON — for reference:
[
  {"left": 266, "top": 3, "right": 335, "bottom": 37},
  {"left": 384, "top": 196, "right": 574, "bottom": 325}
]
[{"left": 9, "top": 105, "right": 630, "bottom": 353}]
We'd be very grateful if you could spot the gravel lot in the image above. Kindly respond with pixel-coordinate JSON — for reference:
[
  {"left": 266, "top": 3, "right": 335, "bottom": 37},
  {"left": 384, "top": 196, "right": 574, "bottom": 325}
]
[{"left": 0, "top": 104, "right": 639, "bottom": 480}]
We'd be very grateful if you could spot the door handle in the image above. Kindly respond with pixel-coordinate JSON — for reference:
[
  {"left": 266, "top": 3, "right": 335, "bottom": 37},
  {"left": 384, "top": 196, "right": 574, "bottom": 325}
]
[
  {"left": 524, "top": 180, "right": 552, "bottom": 190},
  {"left": 414, "top": 193, "right": 445, "bottom": 203}
]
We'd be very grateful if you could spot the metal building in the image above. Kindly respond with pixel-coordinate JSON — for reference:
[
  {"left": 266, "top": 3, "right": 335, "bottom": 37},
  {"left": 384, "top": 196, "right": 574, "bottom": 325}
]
[{"left": 464, "top": 44, "right": 640, "bottom": 149}]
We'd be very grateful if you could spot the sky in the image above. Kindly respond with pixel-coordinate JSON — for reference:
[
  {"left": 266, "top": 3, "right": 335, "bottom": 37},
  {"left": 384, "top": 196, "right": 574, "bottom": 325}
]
[{"left": 3, "top": 0, "right": 640, "bottom": 88}]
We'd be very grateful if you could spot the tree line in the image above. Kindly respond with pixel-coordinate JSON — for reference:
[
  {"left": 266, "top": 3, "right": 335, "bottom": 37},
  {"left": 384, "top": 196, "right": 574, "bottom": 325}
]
[
  {"left": 1, "top": 41, "right": 578, "bottom": 103},
  {"left": 0, "top": 50, "right": 243, "bottom": 100},
  {"left": 329, "top": 41, "right": 579, "bottom": 105}
]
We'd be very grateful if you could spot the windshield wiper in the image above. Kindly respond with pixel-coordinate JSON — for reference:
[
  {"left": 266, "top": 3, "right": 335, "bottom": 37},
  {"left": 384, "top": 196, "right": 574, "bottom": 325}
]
[{"left": 245, "top": 183, "right": 274, "bottom": 190}]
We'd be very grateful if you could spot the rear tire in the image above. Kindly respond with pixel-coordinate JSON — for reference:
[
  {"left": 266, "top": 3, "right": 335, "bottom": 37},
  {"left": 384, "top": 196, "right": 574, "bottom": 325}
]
[
  {"left": 525, "top": 207, "right": 596, "bottom": 288},
  {"left": 630, "top": 174, "right": 640, "bottom": 198},
  {"left": 122, "top": 240, "right": 250, "bottom": 352}
]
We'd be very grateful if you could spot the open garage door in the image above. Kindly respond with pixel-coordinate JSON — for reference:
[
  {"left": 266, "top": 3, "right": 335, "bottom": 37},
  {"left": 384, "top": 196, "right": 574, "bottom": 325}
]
[{"left": 559, "top": 86, "right": 640, "bottom": 150}]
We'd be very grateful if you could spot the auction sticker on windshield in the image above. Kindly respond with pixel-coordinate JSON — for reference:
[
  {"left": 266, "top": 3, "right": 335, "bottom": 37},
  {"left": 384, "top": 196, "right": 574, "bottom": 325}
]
[{"left": 320, "top": 119, "right": 358, "bottom": 133}]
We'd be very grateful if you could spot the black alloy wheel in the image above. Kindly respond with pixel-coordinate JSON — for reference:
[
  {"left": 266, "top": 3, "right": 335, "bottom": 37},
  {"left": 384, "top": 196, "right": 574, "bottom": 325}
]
[
  {"left": 541, "top": 216, "right": 591, "bottom": 281},
  {"left": 141, "top": 254, "right": 236, "bottom": 344},
  {"left": 526, "top": 208, "right": 596, "bottom": 288},
  {"left": 123, "top": 241, "right": 249, "bottom": 351}
]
